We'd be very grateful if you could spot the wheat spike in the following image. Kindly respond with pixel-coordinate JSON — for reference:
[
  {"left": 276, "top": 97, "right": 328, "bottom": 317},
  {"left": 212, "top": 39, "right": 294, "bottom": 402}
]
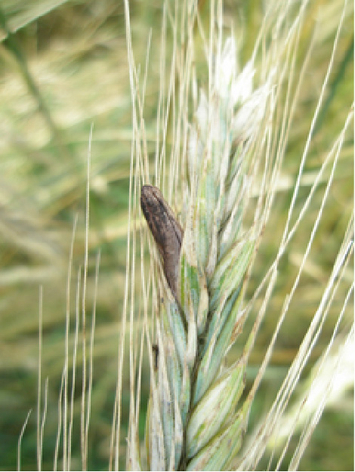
[
  {"left": 140, "top": 31, "right": 270, "bottom": 470},
  {"left": 122, "top": 0, "right": 353, "bottom": 470}
]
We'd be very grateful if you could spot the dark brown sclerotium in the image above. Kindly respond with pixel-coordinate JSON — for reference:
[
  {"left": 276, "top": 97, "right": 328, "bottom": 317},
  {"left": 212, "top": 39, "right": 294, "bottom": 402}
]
[
  {"left": 152, "top": 343, "right": 159, "bottom": 371},
  {"left": 140, "top": 185, "right": 183, "bottom": 298}
]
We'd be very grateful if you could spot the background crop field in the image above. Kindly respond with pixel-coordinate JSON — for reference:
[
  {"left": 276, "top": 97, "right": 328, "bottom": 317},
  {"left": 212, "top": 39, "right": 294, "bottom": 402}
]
[{"left": 0, "top": 1, "right": 353, "bottom": 470}]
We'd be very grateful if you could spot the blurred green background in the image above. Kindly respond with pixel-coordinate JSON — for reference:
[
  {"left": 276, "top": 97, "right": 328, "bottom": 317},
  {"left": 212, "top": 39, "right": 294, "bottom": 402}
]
[{"left": 0, "top": 1, "right": 353, "bottom": 470}]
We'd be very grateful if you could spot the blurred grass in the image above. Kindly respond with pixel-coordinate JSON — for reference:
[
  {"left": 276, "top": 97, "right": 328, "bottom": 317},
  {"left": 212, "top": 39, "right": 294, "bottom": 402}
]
[{"left": 0, "top": 0, "right": 353, "bottom": 470}]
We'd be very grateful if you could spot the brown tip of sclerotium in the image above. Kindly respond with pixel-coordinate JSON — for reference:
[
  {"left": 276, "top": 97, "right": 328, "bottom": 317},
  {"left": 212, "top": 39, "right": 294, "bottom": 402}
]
[{"left": 141, "top": 184, "right": 153, "bottom": 192}]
